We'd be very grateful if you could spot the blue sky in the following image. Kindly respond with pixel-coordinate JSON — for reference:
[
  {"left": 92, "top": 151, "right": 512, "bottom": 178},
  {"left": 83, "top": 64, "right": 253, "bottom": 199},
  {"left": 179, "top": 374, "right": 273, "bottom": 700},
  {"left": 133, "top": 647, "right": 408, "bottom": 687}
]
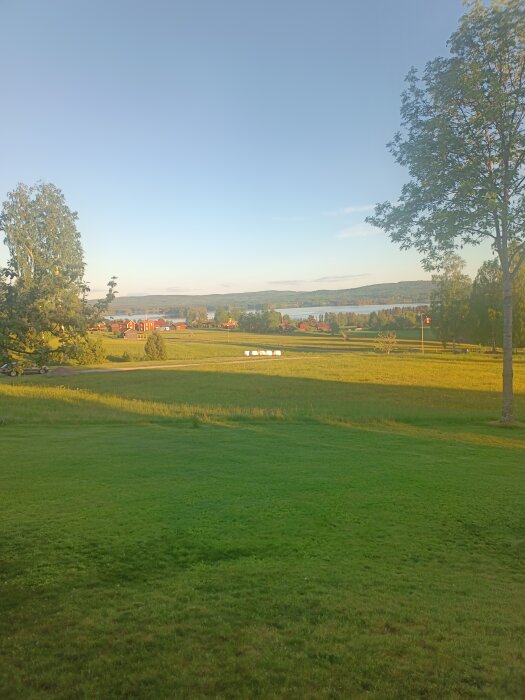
[{"left": 0, "top": 0, "right": 493, "bottom": 297}]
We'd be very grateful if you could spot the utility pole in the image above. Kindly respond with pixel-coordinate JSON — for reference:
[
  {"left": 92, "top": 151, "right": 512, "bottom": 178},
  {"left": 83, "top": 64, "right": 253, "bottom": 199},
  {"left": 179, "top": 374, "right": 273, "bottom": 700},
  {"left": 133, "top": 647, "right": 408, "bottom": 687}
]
[{"left": 420, "top": 314, "right": 431, "bottom": 353}]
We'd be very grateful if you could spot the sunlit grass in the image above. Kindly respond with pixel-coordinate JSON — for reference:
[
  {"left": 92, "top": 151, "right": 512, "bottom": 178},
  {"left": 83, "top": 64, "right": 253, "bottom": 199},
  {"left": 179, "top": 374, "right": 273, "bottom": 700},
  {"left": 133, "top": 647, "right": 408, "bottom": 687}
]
[
  {"left": 1, "top": 335, "right": 524, "bottom": 698},
  {"left": 92, "top": 327, "right": 449, "bottom": 366}
]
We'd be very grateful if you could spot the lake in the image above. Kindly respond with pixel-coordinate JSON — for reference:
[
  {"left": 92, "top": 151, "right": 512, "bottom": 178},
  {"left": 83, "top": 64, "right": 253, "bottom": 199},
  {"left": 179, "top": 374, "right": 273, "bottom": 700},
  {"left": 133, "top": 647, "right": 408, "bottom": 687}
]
[{"left": 108, "top": 303, "right": 427, "bottom": 322}]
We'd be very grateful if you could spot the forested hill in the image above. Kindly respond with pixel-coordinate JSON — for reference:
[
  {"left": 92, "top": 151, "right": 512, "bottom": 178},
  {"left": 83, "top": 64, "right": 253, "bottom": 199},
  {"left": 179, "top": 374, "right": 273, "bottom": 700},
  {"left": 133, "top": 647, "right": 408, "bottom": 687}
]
[{"left": 104, "top": 280, "right": 432, "bottom": 315}]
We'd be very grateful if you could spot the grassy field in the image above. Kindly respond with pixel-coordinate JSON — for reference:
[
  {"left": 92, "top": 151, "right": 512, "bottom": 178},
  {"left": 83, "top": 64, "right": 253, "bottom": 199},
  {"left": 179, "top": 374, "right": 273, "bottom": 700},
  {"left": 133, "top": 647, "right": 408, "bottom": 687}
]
[
  {"left": 98, "top": 326, "right": 442, "bottom": 363},
  {"left": 1, "top": 331, "right": 524, "bottom": 698}
]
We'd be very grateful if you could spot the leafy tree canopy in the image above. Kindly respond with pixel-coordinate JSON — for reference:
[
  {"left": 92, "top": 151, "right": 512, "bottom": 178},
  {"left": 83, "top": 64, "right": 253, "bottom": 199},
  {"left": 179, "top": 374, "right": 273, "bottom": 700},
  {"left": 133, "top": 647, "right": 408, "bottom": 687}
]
[
  {"left": 367, "top": 0, "right": 525, "bottom": 422},
  {"left": 0, "top": 182, "right": 116, "bottom": 364}
]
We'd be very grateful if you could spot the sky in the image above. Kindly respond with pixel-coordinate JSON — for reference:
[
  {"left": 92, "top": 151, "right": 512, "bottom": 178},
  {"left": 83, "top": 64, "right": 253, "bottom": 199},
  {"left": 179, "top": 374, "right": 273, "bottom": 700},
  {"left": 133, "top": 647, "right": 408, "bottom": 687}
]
[{"left": 0, "top": 0, "right": 494, "bottom": 298}]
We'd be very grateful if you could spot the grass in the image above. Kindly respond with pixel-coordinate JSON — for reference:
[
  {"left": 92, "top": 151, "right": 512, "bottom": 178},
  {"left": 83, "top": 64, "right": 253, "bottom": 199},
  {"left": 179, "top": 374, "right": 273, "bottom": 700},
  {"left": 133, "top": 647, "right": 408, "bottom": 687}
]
[
  {"left": 1, "top": 333, "right": 524, "bottom": 698},
  {"left": 94, "top": 327, "right": 447, "bottom": 365}
]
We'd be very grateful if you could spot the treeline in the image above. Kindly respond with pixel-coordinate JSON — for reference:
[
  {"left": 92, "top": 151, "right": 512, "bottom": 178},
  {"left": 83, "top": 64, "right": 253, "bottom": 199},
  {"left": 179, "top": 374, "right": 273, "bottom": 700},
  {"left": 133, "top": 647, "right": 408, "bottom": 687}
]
[
  {"left": 321, "top": 307, "right": 427, "bottom": 331},
  {"left": 184, "top": 306, "right": 427, "bottom": 334},
  {"left": 430, "top": 255, "right": 525, "bottom": 350}
]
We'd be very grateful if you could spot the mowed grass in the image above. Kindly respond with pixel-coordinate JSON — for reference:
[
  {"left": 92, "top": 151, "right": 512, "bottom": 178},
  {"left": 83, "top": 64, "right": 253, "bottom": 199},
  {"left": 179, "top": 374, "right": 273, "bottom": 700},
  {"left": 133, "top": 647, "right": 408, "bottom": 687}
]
[
  {"left": 93, "top": 326, "right": 445, "bottom": 365},
  {"left": 1, "top": 340, "right": 524, "bottom": 698}
]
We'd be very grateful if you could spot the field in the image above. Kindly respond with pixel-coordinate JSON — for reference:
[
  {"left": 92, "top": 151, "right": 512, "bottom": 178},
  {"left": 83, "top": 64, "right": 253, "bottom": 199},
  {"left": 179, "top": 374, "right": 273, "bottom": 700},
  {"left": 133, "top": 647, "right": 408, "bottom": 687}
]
[{"left": 1, "top": 330, "right": 524, "bottom": 699}]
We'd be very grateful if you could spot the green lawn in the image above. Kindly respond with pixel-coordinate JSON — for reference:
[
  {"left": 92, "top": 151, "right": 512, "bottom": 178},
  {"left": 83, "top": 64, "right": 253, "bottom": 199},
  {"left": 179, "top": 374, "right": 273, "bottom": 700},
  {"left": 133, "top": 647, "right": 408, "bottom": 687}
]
[{"left": 1, "top": 343, "right": 524, "bottom": 698}]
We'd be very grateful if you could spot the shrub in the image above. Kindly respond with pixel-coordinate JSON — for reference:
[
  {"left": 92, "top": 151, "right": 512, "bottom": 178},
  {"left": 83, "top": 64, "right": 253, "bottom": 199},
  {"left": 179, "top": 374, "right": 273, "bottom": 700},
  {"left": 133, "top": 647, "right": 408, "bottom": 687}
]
[
  {"left": 144, "top": 331, "right": 167, "bottom": 361},
  {"left": 74, "top": 336, "right": 107, "bottom": 365}
]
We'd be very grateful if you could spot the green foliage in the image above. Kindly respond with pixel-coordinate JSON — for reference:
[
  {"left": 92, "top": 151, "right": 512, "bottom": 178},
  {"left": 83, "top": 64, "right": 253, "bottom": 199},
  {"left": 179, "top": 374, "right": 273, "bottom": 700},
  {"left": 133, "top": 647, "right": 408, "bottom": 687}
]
[
  {"left": 213, "top": 305, "right": 229, "bottom": 325},
  {"left": 0, "top": 182, "right": 117, "bottom": 364},
  {"left": 73, "top": 335, "right": 107, "bottom": 365},
  {"left": 367, "top": 307, "right": 422, "bottom": 331},
  {"left": 470, "top": 259, "right": 503, "bottom": 350},
  {"left": 470, "top": 257, "right": 525, "bottom": 349},
  {"left": 367, "top": 1, "right": 525, "bottom": 270},
  {"left": 431, "top": 254, "right": 472, "bottom": 348},
  {"left": 144, "top": 331, "right": 167, "bottom": 360},
  {"left": 238, "top": 308, "right": 282, "bottom": 333},
  {"left": 186, "top": 306, "right": 209, "bottom": 326},
  {"left": 367, "top": 0, "right": 525, "bottom": 421}
]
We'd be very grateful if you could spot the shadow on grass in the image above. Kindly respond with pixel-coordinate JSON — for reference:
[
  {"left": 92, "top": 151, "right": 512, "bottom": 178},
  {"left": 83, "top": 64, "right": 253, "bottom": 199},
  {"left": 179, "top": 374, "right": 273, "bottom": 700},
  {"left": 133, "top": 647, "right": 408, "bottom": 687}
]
[{"left": 2, "top": 368, "right": 524, "bottom": 448}]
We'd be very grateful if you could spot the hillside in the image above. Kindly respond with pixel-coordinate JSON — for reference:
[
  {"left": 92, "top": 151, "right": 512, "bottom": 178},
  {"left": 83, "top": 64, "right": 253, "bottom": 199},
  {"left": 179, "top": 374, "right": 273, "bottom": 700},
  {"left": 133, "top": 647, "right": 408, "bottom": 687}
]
[{"left": 105, "top": 280, "right": 433, "bottom": 315}]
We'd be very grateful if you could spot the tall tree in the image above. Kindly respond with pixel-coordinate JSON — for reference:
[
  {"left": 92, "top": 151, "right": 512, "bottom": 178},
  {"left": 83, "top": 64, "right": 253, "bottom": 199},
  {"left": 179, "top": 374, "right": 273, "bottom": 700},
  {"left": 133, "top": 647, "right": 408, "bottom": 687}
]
[
  {"left": 0, "top": 182, "right": 116, "bottom": 364},
  {"left": 431, "top": 254, "right": 472, "bottom": 349},
  {"left": 367, "top": 0, "right": 525, "bottom": 423},
  {"left": 186, "top": 306, "right": 208, "bottom": 326},
  {"left": 470, "top": 259, "right": 503, "bottom": 350}
]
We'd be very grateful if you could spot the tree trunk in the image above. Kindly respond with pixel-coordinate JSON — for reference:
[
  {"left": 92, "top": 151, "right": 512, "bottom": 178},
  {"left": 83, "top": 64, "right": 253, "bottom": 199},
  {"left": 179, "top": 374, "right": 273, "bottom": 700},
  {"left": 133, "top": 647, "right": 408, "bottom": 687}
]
[{"left": 501, "top": 267, "right": 514, "bottom": 424}]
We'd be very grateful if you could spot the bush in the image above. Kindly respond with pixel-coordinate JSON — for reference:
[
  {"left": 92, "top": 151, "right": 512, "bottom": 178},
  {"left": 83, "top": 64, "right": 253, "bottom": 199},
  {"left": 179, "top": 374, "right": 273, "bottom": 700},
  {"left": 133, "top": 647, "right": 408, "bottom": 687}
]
[
  {"left": 74, "top": 336, "right": 107, "bottom": 365},
  {"left": 144, "top": 331, "right": 167, "bottom": 361}
]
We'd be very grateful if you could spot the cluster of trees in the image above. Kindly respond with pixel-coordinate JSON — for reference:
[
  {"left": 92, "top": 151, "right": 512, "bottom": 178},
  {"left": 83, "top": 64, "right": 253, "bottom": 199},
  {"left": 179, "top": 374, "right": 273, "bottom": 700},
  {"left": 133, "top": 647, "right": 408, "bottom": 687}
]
[
  {"left": 322, "top": 311, "right": 368, "bottom": 328},
  {"left": 0, "top": 182, "right": 116, "bottom": 366},
  {"left": 432, "top": 254, "right": 525, "bottom": 351},
  {"left": 214, "top": 306, "right": 242, "bottom": 325},
  {"left": 184, "top": 305, "right": 243, "bottom": 327},
  {"left": 367, "top": 308, "right": 426, "bottom": 331},
  {"left": 238, "top": 309, "right": 282, "bottom": 333}
]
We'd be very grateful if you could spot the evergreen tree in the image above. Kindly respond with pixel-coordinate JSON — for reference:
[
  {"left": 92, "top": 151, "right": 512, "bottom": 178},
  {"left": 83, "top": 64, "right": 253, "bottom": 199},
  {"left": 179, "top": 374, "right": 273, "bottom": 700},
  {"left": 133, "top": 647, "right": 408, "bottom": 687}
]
[{"left": 144, "top": 331, "right": 167, "bottom": 360}]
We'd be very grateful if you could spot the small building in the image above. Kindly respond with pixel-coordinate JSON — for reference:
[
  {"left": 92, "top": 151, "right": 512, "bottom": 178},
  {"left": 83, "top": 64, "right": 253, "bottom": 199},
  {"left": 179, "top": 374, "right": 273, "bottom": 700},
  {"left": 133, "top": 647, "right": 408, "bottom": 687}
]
[
  {"left": 123, "top": 329, "right": 145, "bottom": 340},
  {"left": 126, "top": 320, "right": 136, "bottom": 331},
  {"left": 222, "top": 319, "right": 238, "bottom": 328},
  {"left": 174, "top": 323, "right": 187, "bottom": 331}
]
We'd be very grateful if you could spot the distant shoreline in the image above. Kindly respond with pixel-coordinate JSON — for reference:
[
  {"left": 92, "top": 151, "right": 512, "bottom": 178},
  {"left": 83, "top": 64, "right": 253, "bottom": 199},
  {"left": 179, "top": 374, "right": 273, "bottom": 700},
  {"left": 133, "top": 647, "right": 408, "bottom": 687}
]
[{"left": 101, "top": 280, "right": 433, "bottom": 315}]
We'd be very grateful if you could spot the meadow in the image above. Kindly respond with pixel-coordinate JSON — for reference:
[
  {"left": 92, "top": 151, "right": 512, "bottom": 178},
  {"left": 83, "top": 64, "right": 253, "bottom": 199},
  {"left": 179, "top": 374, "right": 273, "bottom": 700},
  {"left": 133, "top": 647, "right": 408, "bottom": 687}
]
[{"left": 1, "top": 329, "right": 524, "bottom": 699}]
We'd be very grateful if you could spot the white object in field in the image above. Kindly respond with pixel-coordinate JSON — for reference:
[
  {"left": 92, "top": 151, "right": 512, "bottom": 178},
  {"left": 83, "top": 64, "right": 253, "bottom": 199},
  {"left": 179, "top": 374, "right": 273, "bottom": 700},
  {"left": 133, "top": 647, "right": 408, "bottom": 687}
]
[
  {"left": 243, "top": 350, "right": 250, "bottom": 356},
  {"left": 266, "top": 350, "right": 273, "bottom": 356},
  {"left": 274, "top": 350, "right": 282, "bottom": 356},
  {"left": 251, "top": 350, "right": 259, "bottom": 356}
]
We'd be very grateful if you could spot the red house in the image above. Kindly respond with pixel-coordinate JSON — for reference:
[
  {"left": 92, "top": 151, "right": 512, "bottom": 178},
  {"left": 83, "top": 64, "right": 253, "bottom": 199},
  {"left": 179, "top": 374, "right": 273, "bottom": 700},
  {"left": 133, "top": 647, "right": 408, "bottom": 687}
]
[{"left": 137, "top": 319, "right": 156, "bottom": 332}]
